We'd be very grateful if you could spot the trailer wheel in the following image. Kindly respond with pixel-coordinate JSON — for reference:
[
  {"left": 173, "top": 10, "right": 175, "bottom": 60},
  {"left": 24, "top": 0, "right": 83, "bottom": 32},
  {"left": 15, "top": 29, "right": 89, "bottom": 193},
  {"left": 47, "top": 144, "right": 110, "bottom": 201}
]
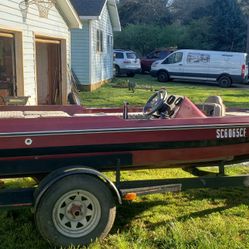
[
  {"left": 35, "top": 174, "right": 116, "bottom": 247},
  {"left": 218, "top": 75, "right": 232, "bottom": 88}
]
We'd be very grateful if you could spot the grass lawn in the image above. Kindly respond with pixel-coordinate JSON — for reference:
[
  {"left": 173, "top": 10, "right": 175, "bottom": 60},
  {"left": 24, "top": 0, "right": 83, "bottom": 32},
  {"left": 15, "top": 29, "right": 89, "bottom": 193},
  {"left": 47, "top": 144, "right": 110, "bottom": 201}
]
[
  {"left": 1, "top": 74, "right": 249, "bottom": 249},
  {"left": 80, "top": 74, "right": 249, "bottom": 108}
]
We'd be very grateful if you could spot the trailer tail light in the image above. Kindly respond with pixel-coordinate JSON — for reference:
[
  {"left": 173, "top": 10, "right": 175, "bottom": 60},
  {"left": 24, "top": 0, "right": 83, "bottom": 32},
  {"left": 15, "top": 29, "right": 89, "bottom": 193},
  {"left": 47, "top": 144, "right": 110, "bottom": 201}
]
[
  {"left": 123, "top": 192, "right": 137, "bottom": 201},
  {"left": 241, "top": 64, "right": 246, "bottom": 78}
]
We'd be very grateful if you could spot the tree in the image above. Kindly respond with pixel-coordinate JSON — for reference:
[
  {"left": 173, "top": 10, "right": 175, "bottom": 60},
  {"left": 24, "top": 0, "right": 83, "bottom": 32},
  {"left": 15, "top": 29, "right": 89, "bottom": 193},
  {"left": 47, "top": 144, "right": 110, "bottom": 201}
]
[
  {"left": 114, "top": 25, "right": 162, "bottom": 55},
  {"left": 209, "top": 0, "right": 246, "bottom": 51},
  {"left": 181, "top": 18, "right": 213, "bottom": 49},
  {"left": 158, "top": 23, "right": 186, "bottom": 49},
  {"left": 169, "top": 0, "right": 215, "bottom": 24},
  {"left": 237, "top": 0, "right": 249, "bottom": 53},
  {"left": 115, "top": 0, "right": 247, "bottom": 53},
  {"left": 118, "top": 0, "right": 172, "bottom": 26}
]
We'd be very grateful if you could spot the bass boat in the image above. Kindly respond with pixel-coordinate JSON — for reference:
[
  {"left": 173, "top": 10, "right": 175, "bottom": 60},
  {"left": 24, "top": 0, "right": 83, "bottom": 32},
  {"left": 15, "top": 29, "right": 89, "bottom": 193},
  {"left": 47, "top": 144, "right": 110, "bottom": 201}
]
[
  {"left": 2, "top": 89, "right": 249, "bottom": 248},
  {"left": 0, "top": 89, "right": 248, "bottom": 179}
]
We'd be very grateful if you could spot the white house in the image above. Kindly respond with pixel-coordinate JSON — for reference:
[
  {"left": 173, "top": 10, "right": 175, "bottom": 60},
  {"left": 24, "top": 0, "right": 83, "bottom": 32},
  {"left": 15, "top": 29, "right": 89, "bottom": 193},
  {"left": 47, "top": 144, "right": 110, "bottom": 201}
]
[
  {"left": 0, "top": 0, "right": 81, "bottom": 105},
  {"left": 70, "top": 0, "right": 121, "bottom": 91}
]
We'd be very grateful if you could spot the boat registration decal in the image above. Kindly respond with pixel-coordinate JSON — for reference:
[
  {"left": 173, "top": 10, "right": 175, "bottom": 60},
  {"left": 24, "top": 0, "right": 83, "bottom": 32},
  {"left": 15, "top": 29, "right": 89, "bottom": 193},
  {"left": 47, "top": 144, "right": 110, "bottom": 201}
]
[{"left": 216, "top": 128, "right": 247, "bottom": 139}]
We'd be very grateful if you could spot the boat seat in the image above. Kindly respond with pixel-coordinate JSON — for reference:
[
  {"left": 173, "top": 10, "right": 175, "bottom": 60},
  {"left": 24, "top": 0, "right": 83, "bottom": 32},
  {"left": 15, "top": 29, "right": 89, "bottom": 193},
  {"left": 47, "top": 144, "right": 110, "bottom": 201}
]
[{"left": 202, "top": 96, "right": 226, "bottom": 117}]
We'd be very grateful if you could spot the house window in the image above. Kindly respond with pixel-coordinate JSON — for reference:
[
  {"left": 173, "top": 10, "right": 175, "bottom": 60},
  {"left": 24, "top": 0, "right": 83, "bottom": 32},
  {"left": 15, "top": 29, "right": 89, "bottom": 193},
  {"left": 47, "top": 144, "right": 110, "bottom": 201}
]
[
  {"left": 107, "top": 35, "right": 112, "bottom": 49},
  {"left": 0, "top": 32, "right": 16, "bottom": 97},
  {"left": 97, "top": 30, "right": 103, "bottom": 52}
]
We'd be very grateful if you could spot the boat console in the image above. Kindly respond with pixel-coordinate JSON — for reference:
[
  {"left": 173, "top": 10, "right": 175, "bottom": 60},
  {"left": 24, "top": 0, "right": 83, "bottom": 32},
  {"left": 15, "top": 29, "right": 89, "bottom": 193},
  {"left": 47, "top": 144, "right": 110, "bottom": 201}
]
[{"left": 140, "top": 89, "right": 206, "bottom": 119}]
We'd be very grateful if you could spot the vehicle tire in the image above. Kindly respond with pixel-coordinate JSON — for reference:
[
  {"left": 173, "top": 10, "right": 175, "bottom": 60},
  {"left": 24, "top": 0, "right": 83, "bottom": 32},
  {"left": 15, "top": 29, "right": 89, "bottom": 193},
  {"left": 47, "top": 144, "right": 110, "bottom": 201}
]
[
  {"left": 114, "top": 65, "right": 120, "bottom": 77},
  {"left": 157, "top": 71, "right": 169, "bottom": 82},
  {"left": 127, "top": 72, "right": 135, "bottom": 77},
  {"left": 35, "top": 174, "right": 116, "bottom": 247},
  {"left": 218, "top": 75, "right": 232, "bottom": 88},
  {"left": 141, "top": 66, "right": 147, "bottom": 74}
]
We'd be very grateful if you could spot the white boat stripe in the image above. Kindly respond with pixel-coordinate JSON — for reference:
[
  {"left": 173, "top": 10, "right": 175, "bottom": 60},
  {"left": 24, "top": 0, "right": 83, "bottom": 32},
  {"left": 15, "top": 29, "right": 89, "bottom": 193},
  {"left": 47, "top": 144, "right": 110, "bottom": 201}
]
[{"left": 0, "top": 123, "right": 248, "bottom": 137}]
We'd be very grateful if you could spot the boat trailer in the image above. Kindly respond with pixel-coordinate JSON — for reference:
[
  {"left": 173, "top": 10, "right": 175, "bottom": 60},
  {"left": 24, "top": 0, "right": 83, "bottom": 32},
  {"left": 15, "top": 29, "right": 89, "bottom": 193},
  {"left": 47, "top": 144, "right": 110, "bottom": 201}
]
[{"left": 1, "top": 162, "right": 249, "bottom": 208}]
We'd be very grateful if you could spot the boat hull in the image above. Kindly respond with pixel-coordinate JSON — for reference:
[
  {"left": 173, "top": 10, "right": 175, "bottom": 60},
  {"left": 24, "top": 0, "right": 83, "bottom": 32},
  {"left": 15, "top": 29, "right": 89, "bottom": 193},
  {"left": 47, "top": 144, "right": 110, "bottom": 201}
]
[{"left": 0, "top": 114, "right": 249, "bottom": 177}]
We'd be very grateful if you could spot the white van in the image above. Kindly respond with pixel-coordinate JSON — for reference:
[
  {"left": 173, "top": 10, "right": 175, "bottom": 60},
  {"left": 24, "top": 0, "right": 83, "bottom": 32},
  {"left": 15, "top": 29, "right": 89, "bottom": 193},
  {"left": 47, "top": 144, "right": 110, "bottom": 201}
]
[{"left": 150, "top": 49, "right": 248, "bottom": 87}]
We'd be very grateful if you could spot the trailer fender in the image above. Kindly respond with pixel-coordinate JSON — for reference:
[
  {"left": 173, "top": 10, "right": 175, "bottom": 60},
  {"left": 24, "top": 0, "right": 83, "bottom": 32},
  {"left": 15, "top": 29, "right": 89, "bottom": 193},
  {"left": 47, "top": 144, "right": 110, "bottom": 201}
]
[{"left": 34, "top": 166, "right": 122, "bottom": 212}]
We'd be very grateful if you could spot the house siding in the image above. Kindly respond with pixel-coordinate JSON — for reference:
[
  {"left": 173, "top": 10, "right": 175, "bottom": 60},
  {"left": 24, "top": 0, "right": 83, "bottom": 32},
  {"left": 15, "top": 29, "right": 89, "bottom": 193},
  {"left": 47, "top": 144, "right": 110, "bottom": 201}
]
[
  {"left": 90, "top": 4, "right": 113, "bottom": 85},
  {"left": 71, "top": 3, "right": 114, "bottom": 89},
  {"left": 0, "top": 0, "right": 71, "bottom": 104},
  {"left": 71, "top": 21, "right": 90, "bottom": 84}
]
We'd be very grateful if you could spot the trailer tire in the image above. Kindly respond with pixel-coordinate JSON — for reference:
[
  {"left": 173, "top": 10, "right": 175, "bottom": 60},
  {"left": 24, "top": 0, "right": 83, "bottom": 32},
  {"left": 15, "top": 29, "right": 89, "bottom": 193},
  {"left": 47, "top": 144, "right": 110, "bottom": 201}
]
[{"left": 35, "top": 174, "right": 116, "bottom": 247}]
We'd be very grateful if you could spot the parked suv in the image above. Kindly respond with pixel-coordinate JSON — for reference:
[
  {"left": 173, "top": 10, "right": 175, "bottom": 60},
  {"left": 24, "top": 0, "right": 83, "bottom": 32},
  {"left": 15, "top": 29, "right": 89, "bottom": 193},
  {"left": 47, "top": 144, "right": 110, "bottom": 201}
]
[
  {"left": 140, "top": 48, "right": 176, "bottom": 73},
  {"left": 113, "top": 49, "right": 141, "bottom": 77}
]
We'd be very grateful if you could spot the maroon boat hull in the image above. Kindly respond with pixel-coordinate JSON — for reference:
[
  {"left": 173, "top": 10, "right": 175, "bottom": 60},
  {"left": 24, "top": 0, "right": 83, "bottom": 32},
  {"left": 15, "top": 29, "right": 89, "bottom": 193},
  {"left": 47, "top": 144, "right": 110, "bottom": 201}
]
[{"left": 0, "top": 106, "right": 249, "bottom": 177}]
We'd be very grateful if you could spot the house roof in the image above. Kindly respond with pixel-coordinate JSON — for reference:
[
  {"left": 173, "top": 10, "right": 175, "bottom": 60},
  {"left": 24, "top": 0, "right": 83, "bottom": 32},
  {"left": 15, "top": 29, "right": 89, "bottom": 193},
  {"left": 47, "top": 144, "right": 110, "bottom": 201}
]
[
  {"left": 56, "top": 0, "right": 82, "bottom": 29},
  {"left": 70, "top": 0, "right": 106, "bottom": 17},
  {"left": 70, "top": 0, "right": 121, "bottom": 31}
]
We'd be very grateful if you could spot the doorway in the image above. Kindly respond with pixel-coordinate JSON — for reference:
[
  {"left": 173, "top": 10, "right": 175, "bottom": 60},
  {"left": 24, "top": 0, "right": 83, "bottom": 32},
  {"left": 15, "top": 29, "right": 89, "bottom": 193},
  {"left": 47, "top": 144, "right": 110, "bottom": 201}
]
[{"left": 36, "top": 38, "right": 61, "bottom": 105}]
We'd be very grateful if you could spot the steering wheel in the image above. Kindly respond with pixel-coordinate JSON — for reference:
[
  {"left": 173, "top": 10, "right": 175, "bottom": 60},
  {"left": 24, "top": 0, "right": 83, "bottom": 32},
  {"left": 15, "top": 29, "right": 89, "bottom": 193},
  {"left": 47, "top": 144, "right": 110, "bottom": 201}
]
[{"left": 143, "top": 89, "right": 168, "bottom": 116}]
